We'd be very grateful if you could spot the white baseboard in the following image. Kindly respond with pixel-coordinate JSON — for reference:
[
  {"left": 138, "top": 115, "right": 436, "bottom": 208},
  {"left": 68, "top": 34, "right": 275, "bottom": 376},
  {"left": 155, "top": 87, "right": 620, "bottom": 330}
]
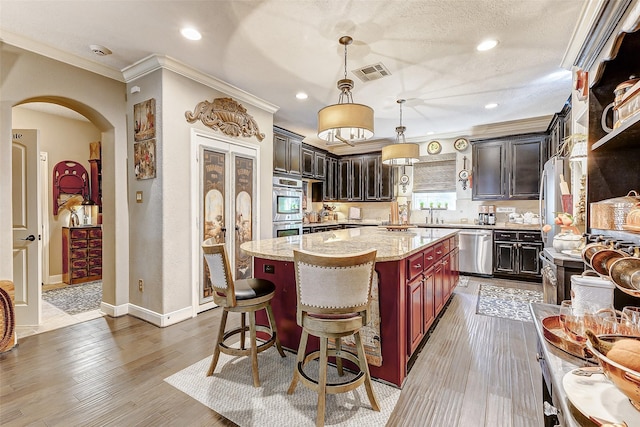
[
  {"left": 100, "top": 301, "right": 129, "bottom": 317},
  {"left": 127, "top": 304, "right": 194, "bottom": 327},
  {"left": 48, "top": 274, "right": 62, "bottom": 285}
]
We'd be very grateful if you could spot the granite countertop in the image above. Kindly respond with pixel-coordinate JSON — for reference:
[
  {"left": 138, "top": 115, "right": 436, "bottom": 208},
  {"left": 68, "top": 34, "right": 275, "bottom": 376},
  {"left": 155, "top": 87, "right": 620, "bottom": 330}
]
[
  {"left": 543, "top": 247, "right": 585, "bottom": 266},
  {"left": 241, "top": 226, "right": 459, "bottom": 262},
  {"left": 303, "top": 220, "right": 542, "bottom": 231}
]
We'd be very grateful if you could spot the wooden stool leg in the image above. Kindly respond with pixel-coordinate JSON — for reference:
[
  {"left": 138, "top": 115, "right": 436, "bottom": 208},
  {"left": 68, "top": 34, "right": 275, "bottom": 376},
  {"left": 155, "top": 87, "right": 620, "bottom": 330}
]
[
  {"left": 288, "top": 329, "right": 309, "bottom": 394},
  {"left": 207, "top": 309, "right": 228, "bottom": 376},
  {"left": 249, "top": 311, "right": 260, "bottom": 387},
  {"left": 355, "top": 331, "right": 380, "bottom": 412},
  {"left": 317, "top": 337, "right": 328, "bottom": 427},
  {"left": 335, "top": 337, "right": 344, "bottom": 376},
  {"left": 266, "top": 303, "right": 286, "bottom": 357},
  {"left": 240, "top": 312, "right": 246, "bottom": 350}
]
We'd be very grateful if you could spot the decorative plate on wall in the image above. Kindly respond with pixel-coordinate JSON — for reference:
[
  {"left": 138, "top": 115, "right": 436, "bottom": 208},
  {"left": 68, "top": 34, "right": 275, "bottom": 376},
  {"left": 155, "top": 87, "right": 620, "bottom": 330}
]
[
  {"left": 427, "top": 140, "right": 442, "bottom": 155},
  {"left": 454, "top": 137, "right": 469, "bottom": 152}
]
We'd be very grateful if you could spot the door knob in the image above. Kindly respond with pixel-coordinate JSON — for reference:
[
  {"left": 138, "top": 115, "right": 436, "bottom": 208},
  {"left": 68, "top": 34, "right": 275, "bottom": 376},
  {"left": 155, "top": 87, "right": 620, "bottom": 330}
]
[{"left": 21, "top": 234, "right": 36, "bottom": 241}]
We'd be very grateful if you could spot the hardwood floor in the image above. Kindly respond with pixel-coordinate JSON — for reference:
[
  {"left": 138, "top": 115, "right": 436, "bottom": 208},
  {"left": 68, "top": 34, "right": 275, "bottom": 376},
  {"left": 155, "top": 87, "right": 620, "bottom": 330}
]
[{"left": 0, "top": 277, "right": 543, "bottom": 426}]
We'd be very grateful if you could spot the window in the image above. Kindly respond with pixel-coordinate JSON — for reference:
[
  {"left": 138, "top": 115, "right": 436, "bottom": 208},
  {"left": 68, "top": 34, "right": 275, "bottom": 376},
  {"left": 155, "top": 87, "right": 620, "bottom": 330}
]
[{"left": 412, "top": 192, "right": 456, "bottom": 211}]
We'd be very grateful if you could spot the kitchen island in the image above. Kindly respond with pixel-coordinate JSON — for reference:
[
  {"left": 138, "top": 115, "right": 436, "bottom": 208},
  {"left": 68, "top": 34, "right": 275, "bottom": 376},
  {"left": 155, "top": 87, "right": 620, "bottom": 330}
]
[{"left": 240, "top": 226, "right": 459, "bottom": 387}]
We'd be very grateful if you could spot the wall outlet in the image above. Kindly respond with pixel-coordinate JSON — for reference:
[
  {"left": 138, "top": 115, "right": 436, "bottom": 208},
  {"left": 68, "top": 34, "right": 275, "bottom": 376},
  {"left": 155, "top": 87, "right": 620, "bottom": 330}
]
[{"left": 138, "top": 279, "right": 144, "bottom": 292}]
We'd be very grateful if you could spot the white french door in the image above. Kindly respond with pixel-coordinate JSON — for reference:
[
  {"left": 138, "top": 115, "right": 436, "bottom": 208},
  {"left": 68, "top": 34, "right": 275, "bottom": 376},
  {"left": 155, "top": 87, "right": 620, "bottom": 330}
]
[
  {"left": 191, "top": 129, "right": 258, "bottom": 313},
  {"left": 12, "top": 129, "right": 42, "bottom": 326}
]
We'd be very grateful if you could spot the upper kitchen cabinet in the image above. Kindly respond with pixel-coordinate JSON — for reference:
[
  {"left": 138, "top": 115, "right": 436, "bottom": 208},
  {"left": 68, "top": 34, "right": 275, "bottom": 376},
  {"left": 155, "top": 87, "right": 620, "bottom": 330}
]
[
  {"left": 364, "top": 153, "right": 393, "bottom": 201},
  {"left": 301, "top": 143, "right": 327, "bottom": 180},
  {"left": 338, "top": 156, "right": 363, "bottom": 201},
  {"left": 546, "top": 98, "right": 572, "bottom": 160},
  {"left": 273, "top": 126, "right": 302, "bottom": 175},
  {"left": 472, "top": 133, "right": 546, "bottom": 201},
  {"left": 586, "top": 28, "right": 640, "bottom": 229},
  {"left": 324, "top": 155, "right": 339, "bottom": 201}
]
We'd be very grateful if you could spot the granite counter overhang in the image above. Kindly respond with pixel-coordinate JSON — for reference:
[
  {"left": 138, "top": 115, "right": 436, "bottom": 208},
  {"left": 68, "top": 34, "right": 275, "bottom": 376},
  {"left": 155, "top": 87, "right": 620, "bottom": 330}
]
[
  {"left": 241, "top": 226, "right": 459, "bottom": 262},
  {"left": 303, "top": 220, "right": 542, "bottom": 231}
]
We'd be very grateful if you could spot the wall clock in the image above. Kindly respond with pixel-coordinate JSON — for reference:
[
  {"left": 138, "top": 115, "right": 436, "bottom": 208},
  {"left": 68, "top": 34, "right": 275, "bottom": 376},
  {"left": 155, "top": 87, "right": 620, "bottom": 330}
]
[
  {"left": 427, "top": 140, "right": 442, "bottom": 155},
  {"left": 454, "top": 137, "right": 469, "bottom": 152}
]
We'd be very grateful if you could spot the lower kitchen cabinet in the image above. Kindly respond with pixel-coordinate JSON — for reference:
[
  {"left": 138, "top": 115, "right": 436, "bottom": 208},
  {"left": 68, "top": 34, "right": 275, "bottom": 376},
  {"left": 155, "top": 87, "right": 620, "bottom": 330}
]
[
  {"left": 62, "top": 226, "right": 102, "bottom": 284},
  {"left": 493, "top": 230, "right": 542, "bottom": 280},
  {"left": 406, "top": 236, "right": 458, "bottom": 357}
]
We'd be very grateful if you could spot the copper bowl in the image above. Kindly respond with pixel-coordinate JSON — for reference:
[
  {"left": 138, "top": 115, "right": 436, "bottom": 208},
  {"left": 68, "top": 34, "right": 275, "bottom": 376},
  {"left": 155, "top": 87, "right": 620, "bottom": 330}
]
[
  {"left": 586, "top": 334, "right": 640, "bottom": 411},
  {"left": 609, "top": 257, "right": 640, "bottom": 298},
  {"left": 590, "top": 248, "right": 628, "bottom": 277},
  {"left": 582, "top": 242, "right": 610, "bottom": 267}
]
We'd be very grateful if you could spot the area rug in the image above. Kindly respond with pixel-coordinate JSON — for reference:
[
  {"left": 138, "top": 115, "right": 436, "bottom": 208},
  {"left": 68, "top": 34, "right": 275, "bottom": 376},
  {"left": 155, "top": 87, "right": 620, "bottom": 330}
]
[
  {"left": 475, "top": 284, "right": 542, "bottom": 322},
  {"left": 42, "top": 281, "right": 102, "bottom": 315},
  {"left": 165, "top": 350, "right": 400, "bottom": 427}
]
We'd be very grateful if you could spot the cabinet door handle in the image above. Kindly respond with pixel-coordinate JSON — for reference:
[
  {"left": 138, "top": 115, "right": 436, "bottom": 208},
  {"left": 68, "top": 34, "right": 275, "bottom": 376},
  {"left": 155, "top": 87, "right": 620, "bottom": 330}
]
[
  {"left": 413, "top": 263, "right": 421, "bottom": 269},
  {"left": 426, "top": 256, "right": 434, "bottom": 261},
  {"left": 436, "top": 251, "right": 442, "bottom": 255},
  {"left": 517, "top": 243, "right": 522, "bottom": 248}
]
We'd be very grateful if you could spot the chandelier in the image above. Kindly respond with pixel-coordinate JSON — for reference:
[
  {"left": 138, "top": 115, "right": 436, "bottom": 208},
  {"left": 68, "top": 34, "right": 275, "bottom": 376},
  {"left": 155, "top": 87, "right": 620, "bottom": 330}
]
[
  {"left": 317, "top": 36, "right": 374, "bottom": 146},
  {"left": 381, "top": 99, "right": 420, "bottom": 165}
]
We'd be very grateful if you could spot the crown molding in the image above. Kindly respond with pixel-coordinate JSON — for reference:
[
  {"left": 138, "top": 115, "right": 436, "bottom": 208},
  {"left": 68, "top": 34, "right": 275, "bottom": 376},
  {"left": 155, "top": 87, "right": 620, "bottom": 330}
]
[
  {"left": 0, "top": 30, "right": 125, "bottom": 82},
  {"left": 122, "top": 55, "right": 279, "bottom": 114}
]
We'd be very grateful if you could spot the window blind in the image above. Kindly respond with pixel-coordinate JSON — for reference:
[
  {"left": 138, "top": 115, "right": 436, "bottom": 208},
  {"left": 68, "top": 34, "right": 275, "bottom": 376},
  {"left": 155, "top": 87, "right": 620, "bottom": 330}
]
[{"left": 412, "top": 153, "right": 456, "bottom": 192}]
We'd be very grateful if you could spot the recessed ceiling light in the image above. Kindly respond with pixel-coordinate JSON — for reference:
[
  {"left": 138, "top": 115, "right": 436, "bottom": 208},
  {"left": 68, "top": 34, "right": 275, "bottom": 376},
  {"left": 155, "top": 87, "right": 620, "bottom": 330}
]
[
  {"left": 427, "top": 131, "right": 435, "bottom": 135},
  {"left": 181, "top": 27, "right": 202, "bottom": 41},
  {"left": 296, "top": 92, "right": 308, "bottom": 100},
  {"left": 485, "top": 103, "right": 498, "bottom": 109},
  {"left": 477, "top": 39, "right": 498, "bottom": 51}
]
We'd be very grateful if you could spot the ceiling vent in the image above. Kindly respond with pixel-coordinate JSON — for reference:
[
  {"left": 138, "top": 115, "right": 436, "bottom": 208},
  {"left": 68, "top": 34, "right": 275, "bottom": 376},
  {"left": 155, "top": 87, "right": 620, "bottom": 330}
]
[
  {"left": 353, "top": 62, "right": 391, "bottom": 82},
  {"left": 89, "top": 44, "right": 112, "bottom": 56}
]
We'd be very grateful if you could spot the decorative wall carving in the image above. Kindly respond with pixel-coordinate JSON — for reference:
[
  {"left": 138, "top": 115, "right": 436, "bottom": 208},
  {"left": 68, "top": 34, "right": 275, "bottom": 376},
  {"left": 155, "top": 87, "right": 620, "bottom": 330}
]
[{"left": 185, "top": 97, "right": 265, "bottom": 142}]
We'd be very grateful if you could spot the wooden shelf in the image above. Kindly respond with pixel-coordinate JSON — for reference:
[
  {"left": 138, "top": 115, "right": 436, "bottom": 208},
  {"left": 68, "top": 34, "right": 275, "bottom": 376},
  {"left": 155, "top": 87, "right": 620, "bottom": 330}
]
[{"left": 591, "top": 113, "right": 640, "bottom": 151}]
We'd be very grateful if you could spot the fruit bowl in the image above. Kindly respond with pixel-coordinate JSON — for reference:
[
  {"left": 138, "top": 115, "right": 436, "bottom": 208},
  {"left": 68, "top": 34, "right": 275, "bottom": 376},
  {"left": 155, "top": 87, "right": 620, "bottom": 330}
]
[{"left": 586, "top": 334, "right": 640, "bottom": 411}]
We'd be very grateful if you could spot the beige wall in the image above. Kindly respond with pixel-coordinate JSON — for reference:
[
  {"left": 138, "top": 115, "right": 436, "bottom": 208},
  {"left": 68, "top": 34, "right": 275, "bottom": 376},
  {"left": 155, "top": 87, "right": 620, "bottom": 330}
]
[
  {"left": 12, "top": 106, "right": 101, "bottom": 279},
  {"left": 0, "top": 43, "right": 129, "bottom": 309},
  {"left": 125, "top": 66, "right": 274, "bottom": 315}
]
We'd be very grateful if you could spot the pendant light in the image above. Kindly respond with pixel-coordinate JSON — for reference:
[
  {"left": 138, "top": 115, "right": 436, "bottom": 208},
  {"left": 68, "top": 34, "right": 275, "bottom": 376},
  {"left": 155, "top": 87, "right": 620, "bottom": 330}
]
[
  {"left": 317, "top": 36, "right": 374, "bottom": 146},
  {"left": 382, "top": 99, "right": 420, "bottom": 165}
]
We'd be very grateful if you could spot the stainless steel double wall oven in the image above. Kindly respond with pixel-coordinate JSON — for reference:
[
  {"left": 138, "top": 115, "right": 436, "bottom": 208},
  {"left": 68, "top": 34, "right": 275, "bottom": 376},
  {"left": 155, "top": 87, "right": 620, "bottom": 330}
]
[{"left": 272, "top": 176, "right": 303, "bottom": 237}]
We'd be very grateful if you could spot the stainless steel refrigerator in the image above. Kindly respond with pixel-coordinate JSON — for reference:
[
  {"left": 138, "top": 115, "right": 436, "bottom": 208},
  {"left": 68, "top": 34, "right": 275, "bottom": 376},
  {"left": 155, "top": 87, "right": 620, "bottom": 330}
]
[{"left": 538, "top": 156, "right": 570, "bottom": 247}]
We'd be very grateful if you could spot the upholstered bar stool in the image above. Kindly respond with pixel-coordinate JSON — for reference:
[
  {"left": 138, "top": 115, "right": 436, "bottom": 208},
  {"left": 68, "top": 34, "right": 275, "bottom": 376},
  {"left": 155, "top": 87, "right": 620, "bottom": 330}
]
[
  {"left": 288, "top": 249, "right": 380, "bottom": 427},
  {"left": 202, "top": 239, "right": 285, "bottom": 387}
]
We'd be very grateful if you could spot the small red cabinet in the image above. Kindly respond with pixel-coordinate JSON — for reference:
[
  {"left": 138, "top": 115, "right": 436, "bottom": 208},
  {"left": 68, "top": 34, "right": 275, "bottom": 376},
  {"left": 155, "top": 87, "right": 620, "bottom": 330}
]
[{"left": 62, "top": 226, "right": 102, "bottom": 284}]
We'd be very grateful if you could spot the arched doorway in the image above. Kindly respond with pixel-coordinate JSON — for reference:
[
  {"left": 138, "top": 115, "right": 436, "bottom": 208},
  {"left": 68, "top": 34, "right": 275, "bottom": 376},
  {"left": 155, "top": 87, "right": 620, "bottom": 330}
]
[{"left": 12, "top": 98, "right": 115, "bottom": 332}]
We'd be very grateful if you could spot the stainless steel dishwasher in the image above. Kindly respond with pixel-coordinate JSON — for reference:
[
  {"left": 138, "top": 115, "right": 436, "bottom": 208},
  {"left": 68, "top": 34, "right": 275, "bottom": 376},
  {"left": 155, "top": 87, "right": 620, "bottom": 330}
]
[{"left": 458, "top": 229, "right": 493, "bottom": 275}]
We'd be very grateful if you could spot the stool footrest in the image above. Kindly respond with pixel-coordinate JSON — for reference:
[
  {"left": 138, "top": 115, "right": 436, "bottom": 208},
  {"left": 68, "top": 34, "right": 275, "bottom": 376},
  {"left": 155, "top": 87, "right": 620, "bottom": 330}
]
[
  {"left": 219, "top": 325, "right": 277, "bottom": 356},
  {"left": 297, "top": 349, "right": 366, "bottom": 394}
]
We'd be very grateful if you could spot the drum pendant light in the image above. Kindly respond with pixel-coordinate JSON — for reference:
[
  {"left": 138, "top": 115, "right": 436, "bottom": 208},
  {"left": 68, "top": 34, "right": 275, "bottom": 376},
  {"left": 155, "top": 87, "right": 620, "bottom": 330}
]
[
  {"left": 317, "top": 36, "right": 374, "bottom": 146},
  {"left": 382, "top": 99, "right": 420, "bottom": 165}
]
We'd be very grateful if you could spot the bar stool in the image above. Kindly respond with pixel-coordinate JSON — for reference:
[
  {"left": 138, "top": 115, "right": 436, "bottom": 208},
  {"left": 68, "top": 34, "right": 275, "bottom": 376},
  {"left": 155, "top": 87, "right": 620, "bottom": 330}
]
[
  {"left": 288, "top": 249, "right": 380, "bottom": 427},
  {"left": 202, "top": 239, "right": 285, "bottom": 387}
]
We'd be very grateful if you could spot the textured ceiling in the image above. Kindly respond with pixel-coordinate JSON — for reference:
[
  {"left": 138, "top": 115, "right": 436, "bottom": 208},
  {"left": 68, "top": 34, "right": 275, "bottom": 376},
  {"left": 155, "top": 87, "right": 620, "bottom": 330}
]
[{"left": 0, "top": 0, "right": 586, "bottom": 146}]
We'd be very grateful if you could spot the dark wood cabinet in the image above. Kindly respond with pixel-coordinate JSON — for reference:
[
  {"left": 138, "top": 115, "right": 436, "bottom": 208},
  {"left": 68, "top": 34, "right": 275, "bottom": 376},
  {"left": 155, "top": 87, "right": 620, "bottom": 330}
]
[
  {"left": 315, "top": 151, "right": 326, "bottom": 179},
  {"left": 273, "top": 127, "right": 302, "bottom": 175},
  {"left": 338, "top": 156, "right": 363, "bottom": 201},
  {"left": 301, "top": 146, "right": 314, "bottom": 177},
  {"left": 546, "top": 99, "right": 572, "bottom": 162},
  {"left": 472, "top": 134, "right": 546, "bottom": 200},
  {"left": 472, "top": 141, "right": 505, "bottom": 200},
  {"left": 62, "top": 226, "right": 102, "bottom": 284},
  {"left": 364, "top": 154, "right": 394, "bottom": 201},
  {"left": 493, "top": 230, "right": 542, "bottom": 279},
  {"left": 587, "top": 29, "right": 640, "bottom": 234},
  {"left": 324, "top": 156, "right": 338, "bottom": 201}
]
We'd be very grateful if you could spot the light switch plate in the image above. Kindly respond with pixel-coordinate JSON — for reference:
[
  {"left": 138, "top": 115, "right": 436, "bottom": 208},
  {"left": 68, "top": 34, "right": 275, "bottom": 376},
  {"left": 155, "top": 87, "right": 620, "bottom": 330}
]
[
  {"left": 136, "top": 191, "right": 143, "bottom": 203},
  {"left": 496, "top": 207, "right": 515, "bottom": 213}
]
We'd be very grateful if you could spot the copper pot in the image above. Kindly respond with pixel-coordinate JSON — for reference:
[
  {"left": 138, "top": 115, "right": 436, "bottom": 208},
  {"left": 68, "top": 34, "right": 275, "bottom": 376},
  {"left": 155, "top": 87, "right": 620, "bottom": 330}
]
[
  {"left": 582, "top": 242, "right": 613, "bottom": 267},
  {"left": 609, "top": 256, "right": 640, "bottom": 298}
]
